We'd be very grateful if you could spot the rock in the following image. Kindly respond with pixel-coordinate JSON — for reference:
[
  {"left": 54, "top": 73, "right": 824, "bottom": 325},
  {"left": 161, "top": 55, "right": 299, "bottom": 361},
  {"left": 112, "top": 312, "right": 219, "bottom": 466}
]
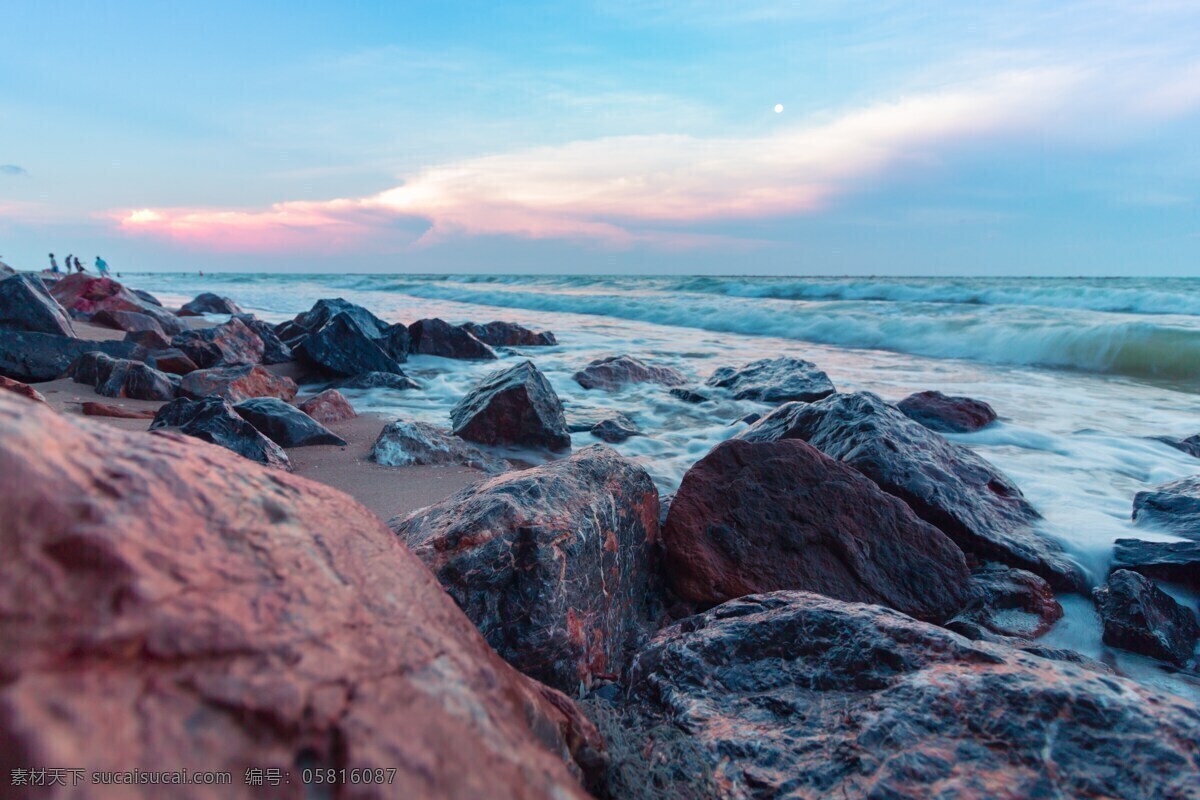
[
  {"left": 591, "top": 416, "right": 640, "bottom": 443},
  {"left": 1113, "top": 538, "right": 1200, "bottom": 588},
  {"left": 0, "top": 393, "right": 599, "bottom": 797},
  {"left": 293, "top": 297, "right": 389, "bottom": 340},
  {"left": 297, "top": 312, "right": 406, "bottom": 377},
  {"left": 297, "top": 388, "right": 356, "bottom": 424},
  {"left": 342, "top": 369, "right": 417, "bottom": 391},
  {"left": 91, "top": 308, "right": 166, "bottom": 338},
  {"left": 1093, "top": 569, "right": 1200, "bottom": 666},
  {"left": 451, "top": 360, "right": 571, "bottom": 452},
  {"left": 177, "top": 291, "right": 244, "bottom": 315},
  {"left": 171, "top": 317, "right": 264, "bottom": 369},
  {"left": 0, "top": 273, "right": 75, "bottom": 336},
  {"left": 0, "top": 331, "right": 144, "bottom": 383},
  {"left": 372, "top": 420, "right": 507, "bottom": 473},
  {"left": 73, "top": 352, "right": 176, "bottom": 401},
  {"left": 573, "top": 355, "right": 686, "bottom": 391},
  {"left": 391, "top": 445, "right": 660, "bottom": 693},
  {"left": 179, "top": 364, "right": 298, "bottom": 403},
  {"left": 410, "top": 318, "right": 498, "bottom": 360},
  {"left": 234, "top": 397, "right": 347, "bottom": 447},
  {"left": 49, "top": 273, "right": 181, "bottom": 334},
  {"left": 0, "top": 375, "right": 47, "bottom": 404},
  {"left": 81, "top": 400, "right": 157, "bottom": 419},
  {"left": 463, "top": 321, "right": 557, "bottom": 347},
  {"left": 131, "top": 287, "right": 163, "bottom": 306},
  {"left": 150, "top": 396, "right": 292, "bottom": 470},
  {"left": 273, "top": 319, "right": 311, "bottom": 346},
  {"left": 96, "top": 359, "right": 177, "bottom": 401},
  {"left": 897, "top": 390, "right": 998, "bottom": 433},
  {"left": 144, "top": 347, "right": 199, "bottom": 376},
  {"left": 1133, "top": 475, "right": 1200, "bottom": 540},
  {"left": 662, "top": 438, "right": 969, "bottom": 621},
  {"left": 668, "top": 386, "right": 714, "bottom": 404},
  {"left": 0, "top": 259, "right": 14, "bottom": 275},
  {"left": 946, "top": 564, "right": 1063, "bottom": 639},
  {"left": 384, "top": 322, "right": 412, "bottom": 361},
  {"left": 332, "top": 370, "right": 420, "bottom": 391},
  {"left": 591, "top": 591, "right": 1200, "bottom": 800},
  {"left": 232, "top": 314, "right": 293, "bottom": 364},
  {"left": 123, "top": 328, "right": 171, "bottom": 350},
  {"left": 738, "top": 392, "right": 1084, "bottom": 590},
  {"left": 705, "top": 356, "right": 835, "bottom": 402},
  {"left": 1157, "top": 434, "right": 1200, "bottom": 459}
]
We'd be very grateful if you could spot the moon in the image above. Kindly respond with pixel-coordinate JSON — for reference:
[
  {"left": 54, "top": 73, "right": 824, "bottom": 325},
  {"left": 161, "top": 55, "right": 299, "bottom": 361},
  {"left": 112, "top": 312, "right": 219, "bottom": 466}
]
[{"left": 774, "top": 104, "right": 783, "bottom": 113}]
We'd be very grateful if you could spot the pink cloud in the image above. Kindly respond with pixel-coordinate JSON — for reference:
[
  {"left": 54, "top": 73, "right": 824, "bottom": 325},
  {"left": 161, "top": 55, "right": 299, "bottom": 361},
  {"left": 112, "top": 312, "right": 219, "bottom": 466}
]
[{"left": 117, "top": 68, "right": 1082, "bottom": 253}]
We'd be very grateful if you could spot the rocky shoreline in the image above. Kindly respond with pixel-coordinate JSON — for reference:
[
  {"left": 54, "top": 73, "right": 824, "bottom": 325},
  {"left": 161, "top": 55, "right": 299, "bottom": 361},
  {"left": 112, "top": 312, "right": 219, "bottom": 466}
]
[{"left": 1, "top": 269, "right": 1198, "bottom": 798}]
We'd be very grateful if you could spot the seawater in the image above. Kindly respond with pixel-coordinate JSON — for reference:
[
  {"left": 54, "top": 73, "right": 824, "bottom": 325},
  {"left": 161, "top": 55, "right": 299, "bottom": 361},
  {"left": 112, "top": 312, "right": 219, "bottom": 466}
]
[{"left": 129, "top": 272, "right": 1200, "bottom": 698}]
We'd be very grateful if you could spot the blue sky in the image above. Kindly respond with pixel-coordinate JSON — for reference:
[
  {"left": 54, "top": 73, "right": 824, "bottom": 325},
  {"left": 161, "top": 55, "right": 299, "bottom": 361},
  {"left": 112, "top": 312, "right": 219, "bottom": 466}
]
[{"left": 1, "top": 1, "right": 1198, "bottom": 274}]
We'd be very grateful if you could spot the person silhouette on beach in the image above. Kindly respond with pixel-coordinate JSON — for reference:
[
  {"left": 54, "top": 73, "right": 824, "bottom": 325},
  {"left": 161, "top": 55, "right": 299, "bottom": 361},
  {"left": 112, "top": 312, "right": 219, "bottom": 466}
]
[
  {"left": 74, "top": 256, "right": 84, "bottom": 273},
  {"left": 48, "top": 253, "right": 59, "bottom": 273},
  {"left": 64, "top": 254, "right": 74, "bottom": 274},
  {"left": 95, "top": 256, "right": 109, "bottom": 277}
]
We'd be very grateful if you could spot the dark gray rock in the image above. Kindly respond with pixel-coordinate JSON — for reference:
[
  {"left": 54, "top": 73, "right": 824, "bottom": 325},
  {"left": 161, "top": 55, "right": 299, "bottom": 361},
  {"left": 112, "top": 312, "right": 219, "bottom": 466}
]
[
  {"left": 131, "top": 288, "right": 163, "bottom": 307},
  {"left": 232, "top": 314, "right": 293, "bottom": 364},
  {"left": 88, "top": 357, "right": 176, "bottom": 401},
  {"left": 662, "top": 438, "right": 970, "bottom": 621},
  {"left": 897, "top": 390, "right": 998, "bottom": 433},
  {"left": 332, "top": 370, "right": 420, "bottom": 391},
  {"left": 409, "top": 318, "right": 497, "bottom": 360},
  {"left": 297, "top": 313, "right": 405, "bottom": 377},
  {"left": 293, "top": 298, "right": 389, "bottom": 341},
  {"left": 591, "top": 416, "right": 640, "bottom": 443},
  {"left": 171, "top": 317, "right": 264, "bottom": 368},
  {"left": 1093, "top": 569, "right": 1199, "bottom": 666},
  {"left": 150, "top": 396, "right": 291, "bottom": 470},
  {"left": 463, "top": 321, "right": 557, "bottom": 347},
  {"left": 0, "top": 332, "right": 143, "bottom": 383},
  {"left": 390, "top": 445, "right": 661, "bottom": 693},
  {"left": 591, "top": 591, "right": 1200, "bottom": 800},
  {"left": 1113, "top": 538, "right": 1200, "bottom": 588},
  {"left": 177, "top": 292, "right": 244, "bottom": 316},
  {"left": 383, "top": 323, "right": 411, "bottom": 362},
  {"left": 1133, "top": 475, "right": 1200, "bottom": 540},
  {"left": 451, "top": 360, "right": 571, "bottom": 452},
  {"left": 371, "top": 420, "right": 507, "bottom": 473},
  {"left": 233, "top": 397, "right": 347, "bottom": 447},
  {"left": 0, "top": 273, "right": 76, "bottom": 336},
  {"left": 1156, "top": 434, "right": 1200, "bottom": 459},
  {"left": 737, "top": 392, "right": 1084, "bottom": 590},
  {"left": 573, "top": 355, "right": 686, "bottom": 391},
  {"left": 705, "top": 356, "right": 834, "bottom": 402},
  {"left": 668, "top": 386, "right": 714, "bottom": 404}
]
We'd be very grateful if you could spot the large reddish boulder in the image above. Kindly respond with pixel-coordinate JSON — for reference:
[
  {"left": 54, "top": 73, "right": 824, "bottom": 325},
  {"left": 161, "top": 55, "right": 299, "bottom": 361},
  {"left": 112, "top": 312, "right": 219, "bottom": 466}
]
[
  {"left": 897, "top": 390, "right": 998, "bottom": 433},
  {"left": 81, "top": 401, "right": 156, "bottom": 419},
  {"left": 172, "top": 317, "right": 265, "bottom": 368},
  {"left": 573, "top": 355, "right": 686, "bottom": 391},
  {"left": 297, "top": 388, "right": 356, "bottom": 424},
  {"left": 663, "top": 438, "right": 970, "bottom": 622},
  {"left": 391, "top": 445, "right": 661, "bottom": 693},
  {"left": 586, "top": 591, "right": 1200, "bottom": 800},
  {"left": 451, "top": 360, "right": 571, "bottom": 452},
  {"left": 0, "top": 393, "right": 599, "bottom": 799},
  {"left": 409, "top": 318, "right": 497, "bottom": 360},
  {"left": 0, "top": 375, "right": 47, "bottom": 405},
  {"left": 179, "top": 364, "right": 298, "bottom": 403},
  {"left": 0, "top": 273, "right": 75, "bottom": 336},
  {"left": 739, "top": 392, "right": 1085, "bottom": 590},
  {"left": 48, "top": 273, "right": 181, "bottom": 334}
]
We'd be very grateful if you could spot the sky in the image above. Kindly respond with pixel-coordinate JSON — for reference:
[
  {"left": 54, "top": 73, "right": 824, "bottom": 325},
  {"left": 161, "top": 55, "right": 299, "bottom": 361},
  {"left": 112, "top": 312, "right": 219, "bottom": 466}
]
[{"left": 1, "top": 1, "right": 1199, "bottom": 275}]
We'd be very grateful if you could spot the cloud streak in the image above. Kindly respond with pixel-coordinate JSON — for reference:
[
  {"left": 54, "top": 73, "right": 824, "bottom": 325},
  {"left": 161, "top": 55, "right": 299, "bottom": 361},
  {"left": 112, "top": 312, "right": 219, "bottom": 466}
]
[
  {"left": 0, "top": 165, "right": 28, "bottom": 177},
  {"left": 116, "top": 60, "right": 1195, "bottom": 253}
]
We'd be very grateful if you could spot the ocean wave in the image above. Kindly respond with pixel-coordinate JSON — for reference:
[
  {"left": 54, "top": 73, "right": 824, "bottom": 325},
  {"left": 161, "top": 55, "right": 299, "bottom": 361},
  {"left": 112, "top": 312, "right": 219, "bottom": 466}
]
[
  {"left": 394, "top": 283, "right": 1200, "bottom": 384},
  {"left": 668, "top": 276, "right": 1200, "bottom": 316}
]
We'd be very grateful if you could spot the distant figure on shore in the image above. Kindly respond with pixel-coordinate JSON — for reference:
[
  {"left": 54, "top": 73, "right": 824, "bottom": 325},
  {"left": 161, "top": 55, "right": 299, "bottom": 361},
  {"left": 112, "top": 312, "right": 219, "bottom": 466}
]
[
  {"left": 64, "top": 254, "right": 74, "bottom": 274},
  {"left": 199, "top": 270, "right": 204, "bottom": 277},
  {"left": 74, "top": 256, "right": 84, "bottom": 273},
  {"left": 95, "top": 256, "right": 110, "bottom": 277},
  {"left": 48, "top": 253, "right": 59, "bottom": 273}
]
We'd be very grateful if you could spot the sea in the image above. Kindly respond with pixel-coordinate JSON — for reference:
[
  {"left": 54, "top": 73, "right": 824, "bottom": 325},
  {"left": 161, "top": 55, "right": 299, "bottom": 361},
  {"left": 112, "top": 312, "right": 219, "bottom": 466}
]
[{"left": 128, "top": 272, "right": 1200, "bottom": 697}]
